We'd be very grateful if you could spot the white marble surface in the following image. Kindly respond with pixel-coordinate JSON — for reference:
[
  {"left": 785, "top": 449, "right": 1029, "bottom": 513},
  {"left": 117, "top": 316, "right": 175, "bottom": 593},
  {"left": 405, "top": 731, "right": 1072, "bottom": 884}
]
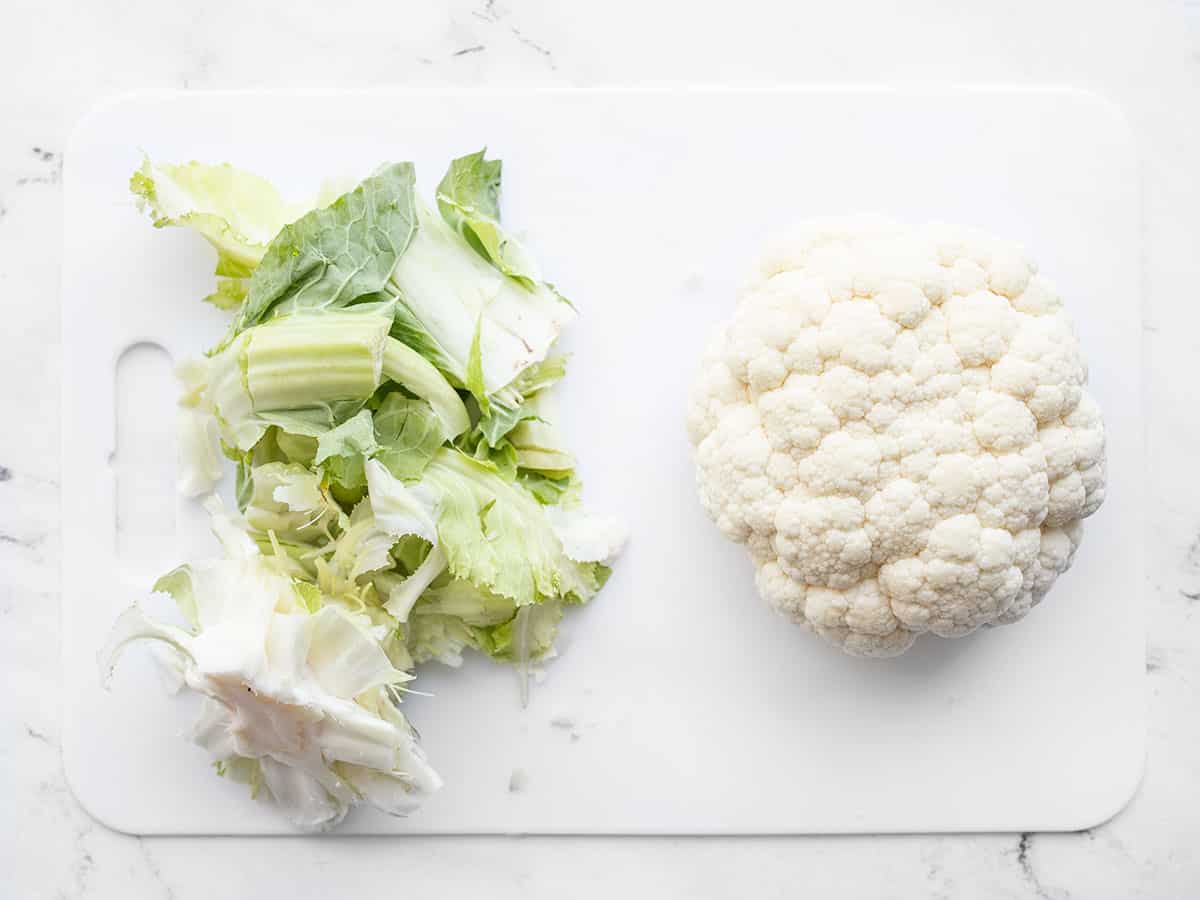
[{"left": 3, "top": 0, "right": 1199, "bottom": 896}]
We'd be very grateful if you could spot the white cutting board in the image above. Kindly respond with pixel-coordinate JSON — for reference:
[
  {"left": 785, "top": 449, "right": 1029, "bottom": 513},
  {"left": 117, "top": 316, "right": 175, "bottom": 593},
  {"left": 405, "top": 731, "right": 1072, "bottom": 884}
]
[{"left": 61, "top": 87, "right": 1144, "bottom": 835}]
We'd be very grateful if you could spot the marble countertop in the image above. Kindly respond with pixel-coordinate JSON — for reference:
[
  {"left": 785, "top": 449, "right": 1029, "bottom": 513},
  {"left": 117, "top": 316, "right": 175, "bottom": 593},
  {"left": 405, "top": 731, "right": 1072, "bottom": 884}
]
[{"left": 4, "top": 1, "right": 1198, "bottom": 896}]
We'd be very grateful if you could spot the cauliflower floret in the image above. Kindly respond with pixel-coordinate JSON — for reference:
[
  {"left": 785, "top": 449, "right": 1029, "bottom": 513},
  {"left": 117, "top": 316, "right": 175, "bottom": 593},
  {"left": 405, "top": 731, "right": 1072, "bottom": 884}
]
[
  {"left": 775, "top": 494, "right": 873, "bottom": 589},
  {"left": 879, "top": 515, "right": 1023, "bottom": 636},
  {"left": 805, "top": 580, "right": 916, "bottom": 657},
  {"left": 692, "top": 405, "right": 780, "bottom": 559},
  {"left": 688, "top": 219, "right": 1107, "bottom": 658}
]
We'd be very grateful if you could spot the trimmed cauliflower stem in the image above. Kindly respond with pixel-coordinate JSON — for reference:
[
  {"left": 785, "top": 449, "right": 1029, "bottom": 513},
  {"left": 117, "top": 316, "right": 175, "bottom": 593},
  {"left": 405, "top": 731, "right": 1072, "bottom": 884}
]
[{"left": 686, "top": 218, "right": 1106, "bottom": 658}]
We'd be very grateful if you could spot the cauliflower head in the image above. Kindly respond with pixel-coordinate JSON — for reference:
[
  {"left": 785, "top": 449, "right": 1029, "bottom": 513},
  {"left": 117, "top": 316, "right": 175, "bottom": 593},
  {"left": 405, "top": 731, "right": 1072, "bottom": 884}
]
[{"left": 686, "top": 218, "right": 1106, "bottom": 657}]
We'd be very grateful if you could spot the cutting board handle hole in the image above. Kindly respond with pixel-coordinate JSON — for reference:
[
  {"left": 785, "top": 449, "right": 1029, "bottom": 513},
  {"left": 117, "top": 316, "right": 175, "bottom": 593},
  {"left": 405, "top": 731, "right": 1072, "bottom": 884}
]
[{"left": 113, "top": 342, "right": 177, "bottom": 562}]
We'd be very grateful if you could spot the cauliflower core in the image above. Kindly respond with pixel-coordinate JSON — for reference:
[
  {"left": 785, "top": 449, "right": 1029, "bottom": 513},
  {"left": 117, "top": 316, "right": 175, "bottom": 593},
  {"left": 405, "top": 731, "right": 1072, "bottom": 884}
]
[{"left": 686, "top": 219, "right": 1106, "bottom": 657}]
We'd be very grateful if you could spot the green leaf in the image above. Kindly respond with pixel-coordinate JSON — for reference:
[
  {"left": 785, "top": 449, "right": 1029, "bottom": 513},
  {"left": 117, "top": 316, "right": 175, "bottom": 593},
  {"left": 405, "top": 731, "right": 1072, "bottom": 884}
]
[
  {"left": 321, "top": 499, "right": 399, "bottom": 589},
  {"left": 517, "top": 471, "right": 575, "bottom": 505},
  {"left": 400, "top": 578, "right": 524, "bottom": 666},
  {"left": 418, "top": 449, "right": 606, "bottom": 607},
  {"left": 388, "top": 303, "right": 462, "bottom": 387},
  {"left": 372, "top": 394, "right": 447, "bottom": 482},
  {"left": 238, "top": 163, "right": 418, "bottom": 332},
  {"left": 388, "top": 197, "right": 575, "bottom": 398},
  {"left": 402, "top": 613, "right": 481, "bottom": 667},
  {"left": 475, "top": 355, "right": 568, "bottom": 448},
  {"left": 468, "top": 437, "right": 518, "bottom": 481},
  {"left": 328, "top": 471, "right": 367, "bottom": 504},
  {"left": 293, "top": 580, "right": 323, "bottom": 613},
  {"left": 417, "top": 578, "right": 516, "bottom": 627},
  {"left": 364, "top": 459, "right": 439, "bottom": 546},
  {"left": 130, "top": 158, "right": 303, "bottom": 290},
  {"left": 274, "top": 429, "right": 318, "bottom": 465},
  {"left": 314, "top": 410, "right": 378, "bottom": 466},
  {"left": 379, "top": 337, "right": 470, "bottom": 439},
  {"left": 436, "top": 149, "right": 540, "bottom": 292},
  {"left": 507, "top": 393, "right": 574, "bottom": 476},
  {"left": 234, "top": 456, "right": 254, "bottom": 513},
  {"left": 392, "top": 534, "right": 434, "bottom": 576},
  {"left": 476, "top": 400, "right": 533, "bottom": 449},
  {"left": 152, "top": 566, "right": 199, "bottom": 629},
  {"left": 512, "top": 354, "right": 568, "bottom": 396},
  {"left": 203, "top": 277, "right": 249, "bottom": 311},
  {"left": 465, "top": 313, "right": 488, "bottom": 413},
  {"left": 293, "top": 408, "right": 376, "bottom": 497},
  {"left": 258, "top": 400, "right": 366, "bottom": 440},
  {"left": 242, "top": 461, "right": 339, "bottom": 541},
  {"left": 438, "top": 150, "right": 503, "bottom": 226},
  {"left": 486, "top": 600, "right": 563, "bottom": 662}
]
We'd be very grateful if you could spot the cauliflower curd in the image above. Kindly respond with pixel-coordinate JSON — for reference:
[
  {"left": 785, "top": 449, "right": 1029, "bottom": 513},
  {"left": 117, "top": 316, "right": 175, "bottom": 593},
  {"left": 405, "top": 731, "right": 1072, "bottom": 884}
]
[{"left": 686, "top": 219, "right": 1107, "bottom": 657}]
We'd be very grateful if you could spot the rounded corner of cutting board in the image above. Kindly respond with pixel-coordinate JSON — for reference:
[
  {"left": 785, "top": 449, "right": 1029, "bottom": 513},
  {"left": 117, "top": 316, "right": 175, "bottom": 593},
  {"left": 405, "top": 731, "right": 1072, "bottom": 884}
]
[
  {"left": 1061, "top": 731, "right": 1147, "bottom": 833},
  {"left": 61, "top": 718, "right": 148, "bottom": 837},
  {"left": 65, "top": 91, "right": 170, "bottom": 163}
]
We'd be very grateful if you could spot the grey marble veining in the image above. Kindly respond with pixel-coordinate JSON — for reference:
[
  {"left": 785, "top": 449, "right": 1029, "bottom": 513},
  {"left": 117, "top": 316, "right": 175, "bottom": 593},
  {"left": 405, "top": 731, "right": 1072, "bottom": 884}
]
[{"left": 3, "top": 0, "right": 1199, "bottom": 897}]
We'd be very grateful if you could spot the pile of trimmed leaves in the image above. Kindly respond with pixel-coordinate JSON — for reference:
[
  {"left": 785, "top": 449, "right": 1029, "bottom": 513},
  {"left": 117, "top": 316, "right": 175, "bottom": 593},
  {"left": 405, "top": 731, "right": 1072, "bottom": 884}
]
[{"left": 102, "top": 151, "right": 625, "bottom": 831}]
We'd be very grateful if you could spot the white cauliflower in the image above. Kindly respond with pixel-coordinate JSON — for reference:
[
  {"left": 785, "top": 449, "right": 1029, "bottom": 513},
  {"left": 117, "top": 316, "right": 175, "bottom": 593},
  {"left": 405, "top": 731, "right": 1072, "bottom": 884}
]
[{"left": 686, "top": 218, "right": 1106, "bottom": 657}]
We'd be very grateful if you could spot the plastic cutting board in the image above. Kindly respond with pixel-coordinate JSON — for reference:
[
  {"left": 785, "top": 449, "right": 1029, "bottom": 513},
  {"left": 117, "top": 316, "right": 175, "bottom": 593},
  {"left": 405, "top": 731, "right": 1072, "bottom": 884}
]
[{"left": 61, "top": 87, "right": 1144, "bottom": 835}]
